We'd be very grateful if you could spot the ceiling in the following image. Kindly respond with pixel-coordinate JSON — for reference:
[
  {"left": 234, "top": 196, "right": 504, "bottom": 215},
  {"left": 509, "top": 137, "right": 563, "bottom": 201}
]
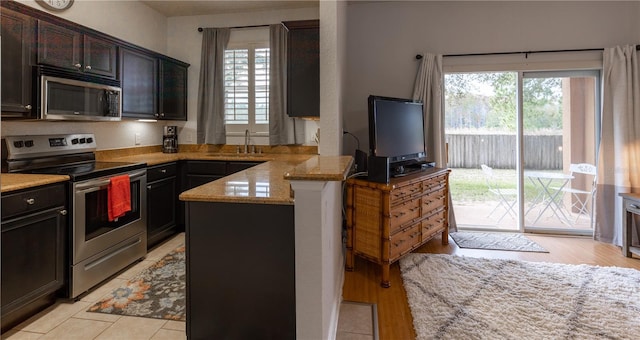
[{"left": 140, "top": 0, "right": 320, "bottom": 17}]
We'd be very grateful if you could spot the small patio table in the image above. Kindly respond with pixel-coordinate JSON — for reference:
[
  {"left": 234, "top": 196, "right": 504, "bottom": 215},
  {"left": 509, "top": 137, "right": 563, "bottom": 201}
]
[{"left": 524, "top": 171, "right": 574, "bottom": 225}]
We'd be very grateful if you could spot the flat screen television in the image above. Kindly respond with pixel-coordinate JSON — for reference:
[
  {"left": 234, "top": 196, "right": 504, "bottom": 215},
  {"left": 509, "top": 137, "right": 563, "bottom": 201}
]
[{"left": 368, "top": 95, "right": 427, "bottom": 176}]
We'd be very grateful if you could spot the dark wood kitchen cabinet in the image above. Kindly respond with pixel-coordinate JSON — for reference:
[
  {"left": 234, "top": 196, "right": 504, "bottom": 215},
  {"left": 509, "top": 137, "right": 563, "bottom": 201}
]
[
  {"left": 1, "top": 7, "right": 36, "bottom": 119},
  {"left": 1, "top": 183, "right": 68, "bottom": 333},
  {"left": 121, "top": 53, "right": 188, "bottom": 121},
  {"left": 38, "top": 20, "right": 117, "bottom": 79},
  {"left": 283, "top": 20, "right": 319, "bottom": 118},
  {"left": 146, "top": 162, "right": 178, "bottom": 249},
  {"left": 159, "top": 58, "right": 188, "bottom": 120},
  {"left": 120, "top": 48, "right": 158, "bottom": 118}
]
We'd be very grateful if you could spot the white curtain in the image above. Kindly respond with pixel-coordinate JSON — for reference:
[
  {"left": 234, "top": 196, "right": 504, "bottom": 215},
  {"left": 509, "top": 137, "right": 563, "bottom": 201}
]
[
  {"left": 412, "top": 53, "right": 457, "bottom": 232},
  {"left": 197, "top": 28, "right": 230, "bottom": 144},
  {"left": 269, "top": 24, "right": 297, "bottom": 145},
  {"left": 596, "top": 45, "right": 640, "bottom": 245}
]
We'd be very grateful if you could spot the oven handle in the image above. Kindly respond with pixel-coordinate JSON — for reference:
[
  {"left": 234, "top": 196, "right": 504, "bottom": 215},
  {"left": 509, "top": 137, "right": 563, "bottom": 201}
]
[{"left": 74, "top": 169, "right": 146, "bottom": 191}]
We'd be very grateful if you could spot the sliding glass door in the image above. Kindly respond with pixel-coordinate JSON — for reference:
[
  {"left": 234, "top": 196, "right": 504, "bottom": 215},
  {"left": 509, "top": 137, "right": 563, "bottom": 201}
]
[
  {"left": 445, "top": 70, "right": 599, "bottom": 235},
  {"left": 522, "top": 71, "right": 599, "bottom": 235},
  {"left": 445, "top": 72, "right": 519, "bottom": 231}
]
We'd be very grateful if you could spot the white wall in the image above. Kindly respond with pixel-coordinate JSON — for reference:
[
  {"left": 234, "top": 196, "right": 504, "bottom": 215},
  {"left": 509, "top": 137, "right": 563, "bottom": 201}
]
[
  {"left": 166, "top": 7, "right": 320, "bottom": 146},
  {"left": 2, "top": 0, "right": 169, "bottom": 150},
  {"left": 343, "top": 0, "right": 640, "bottom": 158}
]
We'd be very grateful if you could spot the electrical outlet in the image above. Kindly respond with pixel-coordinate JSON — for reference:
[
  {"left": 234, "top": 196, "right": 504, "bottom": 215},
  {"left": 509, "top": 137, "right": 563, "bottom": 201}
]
[{"left": 135, "top": 133, "right": 141, "bottom": 145}]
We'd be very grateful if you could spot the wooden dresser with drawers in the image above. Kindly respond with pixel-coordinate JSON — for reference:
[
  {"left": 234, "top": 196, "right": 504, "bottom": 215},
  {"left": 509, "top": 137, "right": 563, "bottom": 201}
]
[{"left": 345, "top": 167, "right": 450, "bottom": 287}]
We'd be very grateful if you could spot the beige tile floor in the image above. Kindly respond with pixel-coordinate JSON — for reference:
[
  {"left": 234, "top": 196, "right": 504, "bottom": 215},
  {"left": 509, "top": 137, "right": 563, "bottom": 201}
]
[{"left": 2, "top": 233, "right": 378, "bottom": 339}]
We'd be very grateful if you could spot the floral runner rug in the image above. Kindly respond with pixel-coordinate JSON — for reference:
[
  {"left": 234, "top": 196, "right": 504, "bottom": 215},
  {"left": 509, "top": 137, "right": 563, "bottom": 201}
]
[
  {"left": 450, "top": 231, "right": 548, "bottom": 252},
  {"left": 87, "top": 244, "right": 186, "bottom": 321}
]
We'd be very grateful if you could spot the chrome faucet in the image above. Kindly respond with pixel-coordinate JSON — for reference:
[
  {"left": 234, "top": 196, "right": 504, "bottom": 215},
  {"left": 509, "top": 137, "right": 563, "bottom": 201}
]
[{"left": 244, "top": 129, "right": 249, "bottom": 153}]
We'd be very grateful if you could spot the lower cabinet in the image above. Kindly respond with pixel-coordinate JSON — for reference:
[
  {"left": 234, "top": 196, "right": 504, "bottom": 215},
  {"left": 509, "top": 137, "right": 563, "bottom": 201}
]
[
  {"left": 1, "top": 183, "right": 67, "bottom": 332},
  {"left": 146, "top": 162, "right": 178, "bottom": 249}
]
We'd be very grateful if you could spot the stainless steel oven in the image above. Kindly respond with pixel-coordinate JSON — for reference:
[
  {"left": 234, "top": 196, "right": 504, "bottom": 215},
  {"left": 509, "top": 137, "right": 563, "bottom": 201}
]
[
  {"left": 2, "top": 134, "right": 147, "bottom": 299},
  {"left": 71, "top": 168, "right": 146, "bottom": 298}
]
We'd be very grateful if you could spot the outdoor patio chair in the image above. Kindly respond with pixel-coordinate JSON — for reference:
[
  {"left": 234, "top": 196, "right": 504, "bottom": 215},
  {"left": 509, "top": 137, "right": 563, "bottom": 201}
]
[
  {"left": 551, "top": 163, "right": 597, "bottom": 227},
  {"left": 481, "top": 164, "right": 518, "bottom": 223}
]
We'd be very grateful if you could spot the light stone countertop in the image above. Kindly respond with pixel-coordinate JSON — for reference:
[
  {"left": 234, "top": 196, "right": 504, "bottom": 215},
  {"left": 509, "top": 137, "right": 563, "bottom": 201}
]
[
  {"left": 1, "top": 151, "right": 354, "bottom": 203},
  {"left": 1, "top": 174, "right": 70, "bottom": 193}
]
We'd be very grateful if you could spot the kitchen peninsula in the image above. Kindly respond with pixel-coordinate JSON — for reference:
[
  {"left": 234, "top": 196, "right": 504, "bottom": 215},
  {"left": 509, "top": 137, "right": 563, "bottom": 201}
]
[{"left": 178, "top": 153, "right": 352, "bottom": 339}]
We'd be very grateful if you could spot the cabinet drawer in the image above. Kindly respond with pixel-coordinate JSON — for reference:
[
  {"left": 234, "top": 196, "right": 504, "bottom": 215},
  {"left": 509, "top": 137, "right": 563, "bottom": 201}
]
[
  {"left": 187, "top": 161, "right": 226, "bottom": 175},
  {"left": 423, "top": 174, "right": 447, "bottom": 194},
  {"left": 1, "top": 184, "right": 66, "bottom": 220},
  {"left": 422, "top": 188, "right": 446, "bottom": 215},
  {"left": 147, "top": 162, "right": 177, "bottom": 182},
  {"left": 389, "top": 224, "right": 421, "bottom": 260},
  {"left": 390, "top": 182, "right": 422, "bottom": 205},
  {"left": 389, "top": 197, "right": 421, "bottom": 233},
  {"left": 421, "top": 209, "right": 446, "bottom": 241}
]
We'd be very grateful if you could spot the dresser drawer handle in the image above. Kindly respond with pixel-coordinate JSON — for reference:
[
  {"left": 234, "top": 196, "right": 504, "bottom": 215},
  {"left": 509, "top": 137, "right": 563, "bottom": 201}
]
[
  {"left": 25, "top": 198, "right": 35, "bottom": 205},
  {"left": 394, "top": 239, "right": 406, "bottom": 247}
]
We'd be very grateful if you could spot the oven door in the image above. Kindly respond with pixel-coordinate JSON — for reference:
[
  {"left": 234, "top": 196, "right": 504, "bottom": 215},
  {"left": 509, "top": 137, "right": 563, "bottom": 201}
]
[{"left": 72, "top": 169, "right": 147, "bottom": 264}]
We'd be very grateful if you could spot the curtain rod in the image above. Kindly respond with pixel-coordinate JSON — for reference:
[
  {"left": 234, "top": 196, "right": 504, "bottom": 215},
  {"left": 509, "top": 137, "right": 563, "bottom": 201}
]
[
  {"left": 198, "top": 24, "right": 270, "bottom": 32},
  {"left": 415, "top": 45, "right": 640, "bottom": 59}
]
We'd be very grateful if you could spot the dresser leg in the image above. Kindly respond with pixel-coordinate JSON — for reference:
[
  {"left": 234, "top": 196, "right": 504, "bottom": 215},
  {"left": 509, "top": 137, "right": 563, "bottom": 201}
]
[
  {"left": 346, "top": 248, "right": 354, "bottom": 271},
  {"left": 380, "top": 264, "right": 390, "bottom": 288},
  {"left": 442, "top": 230, "right": 449, "bottom": 245}
]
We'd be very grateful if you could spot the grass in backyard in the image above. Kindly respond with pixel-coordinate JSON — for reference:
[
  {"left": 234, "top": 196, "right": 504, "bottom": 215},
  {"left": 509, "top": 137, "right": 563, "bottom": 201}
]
[{"left": 449, "top": 168, "right": 550, "bottom": 202}]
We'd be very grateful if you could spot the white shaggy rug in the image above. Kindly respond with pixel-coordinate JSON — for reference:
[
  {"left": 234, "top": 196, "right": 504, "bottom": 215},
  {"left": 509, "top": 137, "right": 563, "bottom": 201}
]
[
  {"left": 450, "top": 232, "right": 548, "bottom": 252},
  {"left": 399, "top": 254, "right": 640, "bottom": 339}
]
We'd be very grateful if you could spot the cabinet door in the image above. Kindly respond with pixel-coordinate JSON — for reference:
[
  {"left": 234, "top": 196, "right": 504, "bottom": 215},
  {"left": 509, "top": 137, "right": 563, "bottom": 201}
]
[
  {"left": 147, "top": 176, "right": 177, "bottom": 248},
  {"left": 1, "top": 9, "right": 35, "bottom": 118},
  {"left": 83, "top": 35, "right": 117, "bottom": 78},
  {"left": 38, "top": 20, "right": 81, "bottom": 71},
  {"left": 159, "top": 59, "right": 188, "bottom": 121},
  {"left": 1, "top": 207, "right": 66, "bottom": 325},
  {"left": 285, "top": 20, "right": 319, "bottom": 118},
  {"left": 121, "top": 48, "right": 158, "bottom": 119}
]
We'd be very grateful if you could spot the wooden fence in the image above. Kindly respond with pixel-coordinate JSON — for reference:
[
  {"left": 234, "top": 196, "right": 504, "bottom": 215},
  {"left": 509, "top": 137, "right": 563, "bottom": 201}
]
[{"left": 446, "top": 134, "right": 563, "bottom": 170}]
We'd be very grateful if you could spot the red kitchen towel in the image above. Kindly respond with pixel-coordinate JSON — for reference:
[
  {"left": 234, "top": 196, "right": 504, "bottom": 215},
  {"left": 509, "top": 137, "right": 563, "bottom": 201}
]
[{"left": 108, "top": 174, "right": 131, "bottom": 221}]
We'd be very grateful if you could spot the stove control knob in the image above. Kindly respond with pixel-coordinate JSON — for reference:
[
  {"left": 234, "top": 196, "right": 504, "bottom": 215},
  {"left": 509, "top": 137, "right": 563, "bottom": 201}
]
[
  {"left": 13, "top": 141, "right": 24, "bottom": 148},
  {"left": 71, "top": 138, "right": 79, "bottom": 145},
  {"left": 79, "top": 138, "right": 86, "bottom": 144},
  {"left": 24, "top": 140, "right": 34, "bottom": 147},
  {"left": 86, "top": 137, "right": 94, "bottom": 144}
]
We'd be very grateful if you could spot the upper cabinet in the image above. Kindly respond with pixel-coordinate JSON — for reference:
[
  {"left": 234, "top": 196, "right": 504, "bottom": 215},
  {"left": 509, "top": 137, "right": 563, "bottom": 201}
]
[
  {"left": 159, "top": 59, "right": 188, "bottom": 121},
  {"left": 120, "top": 48, "right": 158, "bottom": 118},
  {"left": 38, "top": 20, "right": 117, "bottom": 79},
  {"left": 1, "top": 8, "right": 36, "bottom": 119},
  {"left": 283, "top": 20, "right": 319, "bottom": 118},
  {"left": 120, "top": 50, "right": 188, "bottom": 121}
]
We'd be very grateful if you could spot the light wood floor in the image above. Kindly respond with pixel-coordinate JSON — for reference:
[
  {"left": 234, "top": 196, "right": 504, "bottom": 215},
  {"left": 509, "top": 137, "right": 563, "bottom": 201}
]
[{"left": 341, "top": 232, "right": 640, "bottom": 340}]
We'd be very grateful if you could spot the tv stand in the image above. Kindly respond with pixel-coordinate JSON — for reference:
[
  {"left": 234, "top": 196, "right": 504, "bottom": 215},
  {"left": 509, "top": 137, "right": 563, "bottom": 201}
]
[{"left": 345, "top": 168, "right": 451, "bottom": 287}]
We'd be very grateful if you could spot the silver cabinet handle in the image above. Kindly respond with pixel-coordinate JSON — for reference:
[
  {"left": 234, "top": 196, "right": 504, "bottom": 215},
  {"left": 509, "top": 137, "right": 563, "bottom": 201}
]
[
  {"left": 25, "top": 198, "right": 35, "bottom": 205},
  {"left": 160, "top": 113, "right": 165, "bottom": 117},
  {"left": 160, "top": 169, "right": 167, "bottom": 173},
  {"left": 85, "top": 65, "right": 92, "bottom": 70},
  {"left": 24, "top": 104, "right": 32, "bottom": 110},
  {"left": 74, "top": 63, "right": 82, "bottom": 68},
  {"left": 631, "top": 204, "right": 640, "bottom": 209},
  {"left": 59, "top": 209, "right": 67, "bottom": 216}
]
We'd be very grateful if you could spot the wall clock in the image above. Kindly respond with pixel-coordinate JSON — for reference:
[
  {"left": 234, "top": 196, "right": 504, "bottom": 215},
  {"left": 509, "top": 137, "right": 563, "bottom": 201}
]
[{"left": 35, "top": 0, "right": 75, "bottom": 12}]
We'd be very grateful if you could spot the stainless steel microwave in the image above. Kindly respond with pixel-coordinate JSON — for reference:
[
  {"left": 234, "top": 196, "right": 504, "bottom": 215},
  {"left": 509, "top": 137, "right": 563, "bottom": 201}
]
[{"left": 40, "top": 75, "right": 122, "bottom": 121}]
